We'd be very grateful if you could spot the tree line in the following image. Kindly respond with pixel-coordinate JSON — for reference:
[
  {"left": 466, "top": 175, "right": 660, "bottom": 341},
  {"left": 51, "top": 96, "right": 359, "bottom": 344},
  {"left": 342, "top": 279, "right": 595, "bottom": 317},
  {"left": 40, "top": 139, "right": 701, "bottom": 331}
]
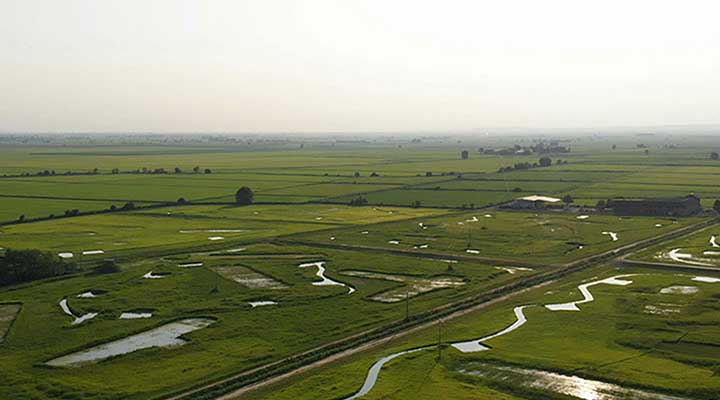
[{"left": 0, "top": 249, "right": 77, "bottom": 286}]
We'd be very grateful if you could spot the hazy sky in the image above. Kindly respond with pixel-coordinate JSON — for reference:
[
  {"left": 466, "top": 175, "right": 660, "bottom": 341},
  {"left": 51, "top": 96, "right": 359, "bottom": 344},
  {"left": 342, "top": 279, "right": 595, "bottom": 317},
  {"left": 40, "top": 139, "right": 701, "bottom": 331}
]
[{"left": 2, "top": 0, "right": 719, "bottom": 133}]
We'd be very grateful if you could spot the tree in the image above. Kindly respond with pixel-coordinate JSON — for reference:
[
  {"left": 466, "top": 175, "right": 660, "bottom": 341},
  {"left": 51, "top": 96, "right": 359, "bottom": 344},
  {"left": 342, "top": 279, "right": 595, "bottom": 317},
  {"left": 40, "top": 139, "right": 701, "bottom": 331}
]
[
  {"left": 193, "top": 166, "right": 200, "bottom": 173},
  {"left": 596, "top": 199, "right": 606, "bottom": 209},
  {"left": 354, "top": 171, "right": 361, "bottom": 178},
  {"left": 644, "top": 149, "right": 649, "bottom": 155},
  {"left": 235, "top": 187, "right": 254, "bottom": 205},
  {"left": 349, "top": 196, "right": 368, "bottom": 206},
  {"left": 17, "top": 214, "right": 25, "bottom": 223},
  {"left": 174, "top": 167, "right": 182, "bottom": 173},
  {"left": 0, "top": 248, "right": 76, "bottom": 286},
  {"left": 177, "top": 197, "right": 187, "bottom": 204},
  {"left": 539, "top": 157, "right": 552, "bottom": 167},
  {"left": 425, "top": 172, "right": 433, "bottom": 177},
  {"left": 204, "top": 168, "right": 212, "bottom": 174},
  {"left": 711, "top": 152, "right": 719, "bottom": 160},
  {"left": 95, "top": 260, "right": 120, "bottom": 274},
  {"left": 461, "top": 150, "right": 469, "bottom": 159},
  {"left": 714, "top": 200, "right": 720, "bottom": 213},
  {"left": 612, "top": 144, "right": 617, "bottom": 150},
  {"left": 562, "top": 195, "right": 574, "bottom": 205}
]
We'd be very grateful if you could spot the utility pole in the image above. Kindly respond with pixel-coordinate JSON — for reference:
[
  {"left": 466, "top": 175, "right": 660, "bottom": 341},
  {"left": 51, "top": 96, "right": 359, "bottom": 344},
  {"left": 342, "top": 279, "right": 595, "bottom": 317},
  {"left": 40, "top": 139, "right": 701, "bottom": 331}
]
[
  {"left": 405, "top": 291, "right": 409, "bottom": 321},
  {"left": 467, "top": 224, "right": 472, "bottom": 249},
  {"left": 437, "top": 319, "right": 443, "bottom": 361}
]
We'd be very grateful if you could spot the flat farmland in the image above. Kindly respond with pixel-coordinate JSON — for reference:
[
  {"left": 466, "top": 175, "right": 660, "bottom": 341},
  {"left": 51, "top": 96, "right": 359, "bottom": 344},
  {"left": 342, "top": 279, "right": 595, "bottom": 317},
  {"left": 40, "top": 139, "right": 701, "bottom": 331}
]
[
  {"left": 632, "top": 222, "right": 720, "bottom": 268},
  {"left": 0, "top": 204, "right": 448, "bottom": 256},
  {"left": 295, "top": 211, "right": 704, "bottom": 264},
  {"left": 0, "top": 243, "right": 529, "bottom": 400},
  {"left": 0, "top": 197, "right": 146, "bottom": 224},
  {"left": 246, "top": 265, "right": 720, "bottom": 400},
  {"left": 332, "top": 189, "right": 518, "bottom": 208}
]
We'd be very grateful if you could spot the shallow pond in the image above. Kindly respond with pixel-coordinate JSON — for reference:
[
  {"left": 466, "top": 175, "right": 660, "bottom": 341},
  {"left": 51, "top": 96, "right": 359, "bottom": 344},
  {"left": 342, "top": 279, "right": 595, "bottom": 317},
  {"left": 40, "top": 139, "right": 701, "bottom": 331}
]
[
  {"left": 460, "top": 363, "right": 690, "bottom": 400},
  {"left": 46, "top": 318, "right": 215, "bottom": 367}
]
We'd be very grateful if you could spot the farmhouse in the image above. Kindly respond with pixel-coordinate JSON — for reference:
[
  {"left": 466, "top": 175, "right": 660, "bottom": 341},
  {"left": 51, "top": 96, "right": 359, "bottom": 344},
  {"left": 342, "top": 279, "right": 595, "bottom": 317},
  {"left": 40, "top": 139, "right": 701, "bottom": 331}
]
[
  {"left": 609, "top": 194, "right": 702, "bottom": 216},
  {"left": 506, "top": 195, "right": 562, "bottom": 209}
]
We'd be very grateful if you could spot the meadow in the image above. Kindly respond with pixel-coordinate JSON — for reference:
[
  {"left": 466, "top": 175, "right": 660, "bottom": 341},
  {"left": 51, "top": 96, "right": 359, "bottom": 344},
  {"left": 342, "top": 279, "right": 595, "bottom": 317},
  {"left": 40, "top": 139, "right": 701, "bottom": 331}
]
[
  {"left": 245, "top": 265, "right": 720, "bottom": 400},
  {"left": 0, "top": 242, "right": 527, "bottom": 400},
  {"left": 2, "top": 136, "right": 720, "bottom": 400},
  {"left": 295, "top": 211, "right": 702, "bottom": 264}
]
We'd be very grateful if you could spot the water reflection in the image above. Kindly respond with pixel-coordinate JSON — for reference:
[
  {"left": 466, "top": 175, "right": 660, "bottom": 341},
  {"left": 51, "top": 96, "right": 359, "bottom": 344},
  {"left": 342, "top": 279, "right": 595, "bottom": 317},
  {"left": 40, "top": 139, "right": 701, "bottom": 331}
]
[{"left": 461, "top": 363, "right": 690, "bottom": 400}]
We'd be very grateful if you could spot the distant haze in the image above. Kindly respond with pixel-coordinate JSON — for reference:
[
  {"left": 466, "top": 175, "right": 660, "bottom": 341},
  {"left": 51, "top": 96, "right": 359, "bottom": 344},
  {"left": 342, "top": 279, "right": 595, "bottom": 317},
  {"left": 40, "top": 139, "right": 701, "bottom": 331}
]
[{"left": 2, "top": 0, "right": 720, "bottom": 133}]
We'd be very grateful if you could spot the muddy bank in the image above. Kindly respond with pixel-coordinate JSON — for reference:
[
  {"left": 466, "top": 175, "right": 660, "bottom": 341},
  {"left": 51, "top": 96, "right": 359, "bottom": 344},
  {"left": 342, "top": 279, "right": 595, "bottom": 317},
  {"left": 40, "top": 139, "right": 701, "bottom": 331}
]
[{"left": 341, "top": 271, "right": 464, "bottom": 303}]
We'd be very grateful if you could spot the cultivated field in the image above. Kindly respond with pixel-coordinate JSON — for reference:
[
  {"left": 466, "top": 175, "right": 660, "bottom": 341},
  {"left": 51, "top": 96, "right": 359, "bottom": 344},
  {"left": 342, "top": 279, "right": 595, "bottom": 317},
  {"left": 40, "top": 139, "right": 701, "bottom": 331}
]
[{"left": 1, "top": 135, "right": 720, "bottom": 400}]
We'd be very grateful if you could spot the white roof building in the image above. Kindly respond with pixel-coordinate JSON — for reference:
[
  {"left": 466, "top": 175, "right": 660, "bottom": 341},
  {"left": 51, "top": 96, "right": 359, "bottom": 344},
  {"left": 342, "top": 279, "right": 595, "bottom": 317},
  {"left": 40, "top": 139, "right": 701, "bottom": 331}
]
[{"left": 518, "top": 195, "right": 562, "bottom": 203}]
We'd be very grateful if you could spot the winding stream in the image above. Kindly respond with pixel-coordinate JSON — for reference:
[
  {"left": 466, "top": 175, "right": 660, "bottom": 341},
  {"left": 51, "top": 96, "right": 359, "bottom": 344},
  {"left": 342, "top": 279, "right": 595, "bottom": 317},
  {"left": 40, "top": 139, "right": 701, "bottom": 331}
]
[
  {"left": 343, "top": 275, "right": 642, "bottom": 399},
  {"left": 59, "top": 298, "right": 98, "bottom": 325},
  {"left": 545, "top": 275, "right": 634, "bottom": 311},
  {"left": 298, "top": 262, "right": 355, "bottom": 294},
  {"left": 452, "top": 306, "right": 529, "bottom": 352}
]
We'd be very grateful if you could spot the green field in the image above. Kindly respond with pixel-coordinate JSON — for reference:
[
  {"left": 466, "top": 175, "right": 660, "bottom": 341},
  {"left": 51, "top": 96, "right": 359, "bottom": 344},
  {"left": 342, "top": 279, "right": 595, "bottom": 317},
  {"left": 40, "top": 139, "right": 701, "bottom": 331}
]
[
  {"left": 2, "top": 137, "right": 720, "bottom": 400},
  {"left": 246, "top": 265, "right": 720, "bottom": 400},
  {"left": 296, "top": 211, "right": 702, "bottom": 264}
]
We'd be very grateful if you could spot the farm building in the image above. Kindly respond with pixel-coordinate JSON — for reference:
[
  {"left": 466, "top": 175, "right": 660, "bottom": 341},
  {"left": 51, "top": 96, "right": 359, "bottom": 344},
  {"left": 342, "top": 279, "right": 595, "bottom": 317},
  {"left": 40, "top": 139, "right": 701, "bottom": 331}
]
[
  {"left": 506, "top": 195, "right": 562, "bottom": 209},
  {"left": 609, "top": 194, "right": 701, "bottom": 216}
]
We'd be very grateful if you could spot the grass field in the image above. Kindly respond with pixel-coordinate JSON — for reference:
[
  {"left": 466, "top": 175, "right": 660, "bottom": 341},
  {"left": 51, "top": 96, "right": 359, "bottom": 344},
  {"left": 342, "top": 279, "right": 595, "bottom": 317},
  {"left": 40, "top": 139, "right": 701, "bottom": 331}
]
[
  {"left": 632, "top": 223, "right": 720, "bottom": 268},
  {"left": 0, "top": 204, "right": 448, "bottom": 257},
  {"left": 245, "top": 265, "right": 720, "bottom": 400},
  {"left": 0, "top": 242, "right": 529, "bottom": 400},
  {"left": 295, "top": 211, "right": 703, "bottom": 264},
  {"left": 2, "top": 138, "right": 720, "bottom": 400}
]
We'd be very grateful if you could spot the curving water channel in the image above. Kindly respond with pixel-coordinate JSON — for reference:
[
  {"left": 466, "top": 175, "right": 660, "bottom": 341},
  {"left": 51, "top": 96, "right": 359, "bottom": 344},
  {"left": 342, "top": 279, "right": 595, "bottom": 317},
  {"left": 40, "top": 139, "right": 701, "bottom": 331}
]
[
  {"left": 59, "top": 298, "right": 98, "bottom": 325},
  {"left": 452, "top": 306, "right": 530, "bottom": 352},
  {"left": 343, "top": 275, "right": 644, "bottom": 399},
  {"left": 298, "top": 261, "right": 355, "bottom": 294},
  {"left": 545, "top": 275, "right": 634, "bottom": 311},
  {"left": 461, "top": 363, "right": 691, "bottom": 400}
]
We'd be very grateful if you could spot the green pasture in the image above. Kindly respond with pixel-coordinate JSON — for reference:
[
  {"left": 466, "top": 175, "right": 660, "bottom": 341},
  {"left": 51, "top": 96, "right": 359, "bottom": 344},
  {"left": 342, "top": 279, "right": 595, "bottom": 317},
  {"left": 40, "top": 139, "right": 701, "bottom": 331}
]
[
  {"left": 297, "top": 211, "right": 703, "bottom": 264},
  {"left": 0, "top": 243, "right": 526, "bottom": 400},
  {"left": 0, "top": 204, "right": 448, "bottom": 256},
  {"left": 0, "top": 197, "right": 141, "bottom": 224},
  {"left": 247, "top": 266, "right": 720, "bottom": 400},
  {"left": 332, "top": 189, "right": 518, "bottom": 208},
  {"left": 633, "top": 222, "right": 720, "bottom": 267}
]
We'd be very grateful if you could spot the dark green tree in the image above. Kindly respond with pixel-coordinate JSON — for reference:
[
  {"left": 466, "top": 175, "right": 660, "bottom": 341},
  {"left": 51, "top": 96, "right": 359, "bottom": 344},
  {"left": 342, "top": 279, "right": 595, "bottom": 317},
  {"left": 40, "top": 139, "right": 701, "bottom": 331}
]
[
  {"left": 235, "top": 187, "right": 254, "bottom": 205},
  {"left": 539, "top": 157, "right": 552, "bottom": 167}
]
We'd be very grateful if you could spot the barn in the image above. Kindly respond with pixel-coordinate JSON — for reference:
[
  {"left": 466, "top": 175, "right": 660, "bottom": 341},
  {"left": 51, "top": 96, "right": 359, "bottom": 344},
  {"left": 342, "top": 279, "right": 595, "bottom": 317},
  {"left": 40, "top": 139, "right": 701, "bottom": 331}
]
[{"left": 609, "top": 194, "right": 702, "bottom": 216}]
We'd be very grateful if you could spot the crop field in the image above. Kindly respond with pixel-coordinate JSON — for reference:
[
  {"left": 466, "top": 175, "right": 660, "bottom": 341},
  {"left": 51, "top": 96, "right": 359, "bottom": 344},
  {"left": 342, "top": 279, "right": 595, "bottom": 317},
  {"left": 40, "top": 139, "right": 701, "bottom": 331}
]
[
  {"left": 295, "top": 211, "right": 702, "bottom": 264},
  {"left": 246, "top": 265, "right": 720, "bottom": 400},
  {"left": 632, "top": 223, "right": 720, "bottom": 268},
  {"left": 0, "top": 204, "right": 448, "bottom": 256},
  {"left": 2, "top": 138, "right": 720, "bottom": 400},
  {"left": 0, "top": 241, "right": 531, "bottom": 399}
]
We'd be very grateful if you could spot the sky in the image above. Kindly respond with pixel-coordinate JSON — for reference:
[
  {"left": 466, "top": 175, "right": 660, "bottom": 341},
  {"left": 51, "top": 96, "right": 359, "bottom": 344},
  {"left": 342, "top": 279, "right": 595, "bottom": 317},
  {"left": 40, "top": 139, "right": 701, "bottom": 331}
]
[{"left": 1, "top": 0, "right": 719, "bottom": 133}]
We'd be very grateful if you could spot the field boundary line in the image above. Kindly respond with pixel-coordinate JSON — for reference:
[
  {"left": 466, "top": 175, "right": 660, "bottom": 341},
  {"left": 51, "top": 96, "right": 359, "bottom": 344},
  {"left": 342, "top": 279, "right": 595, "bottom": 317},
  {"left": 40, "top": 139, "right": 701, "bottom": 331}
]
[{"left": 160, "top": 217, "right": 717, "bottom": 400}]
